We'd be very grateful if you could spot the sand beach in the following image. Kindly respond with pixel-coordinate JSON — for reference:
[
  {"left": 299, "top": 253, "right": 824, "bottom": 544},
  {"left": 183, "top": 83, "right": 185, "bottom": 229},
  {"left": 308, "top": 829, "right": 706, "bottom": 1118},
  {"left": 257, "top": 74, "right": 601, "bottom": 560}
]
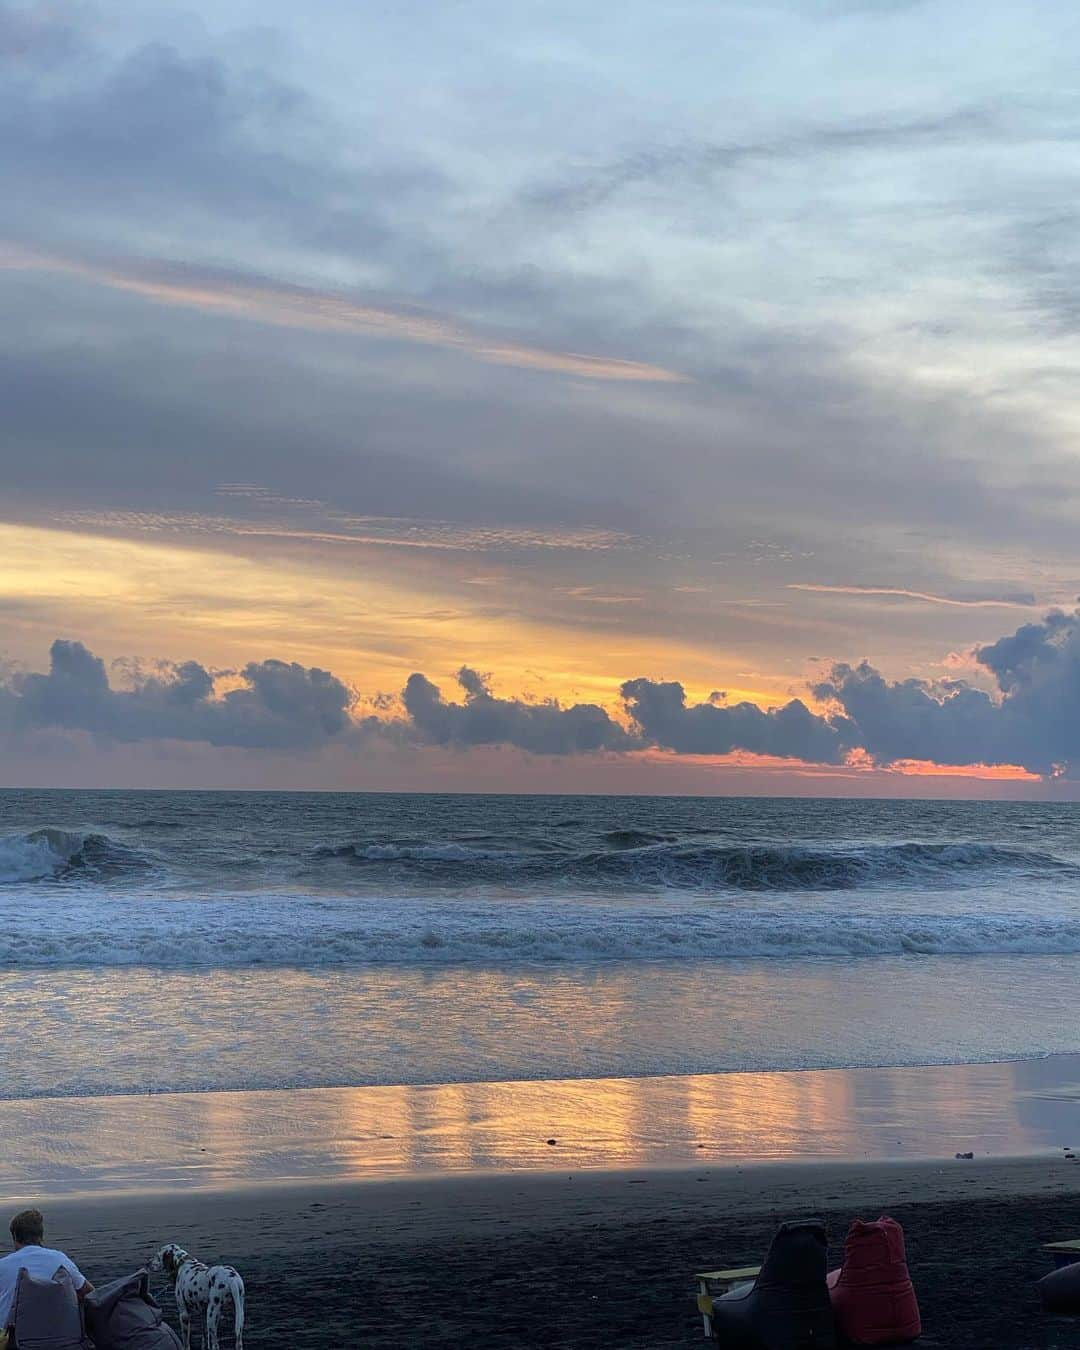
[
  {"left": 31, "top": 1156, "right": 1080, "bottom": 1348},
  {"left": 5, "top": 1055, "right": 1080, "bottom": 1347}
]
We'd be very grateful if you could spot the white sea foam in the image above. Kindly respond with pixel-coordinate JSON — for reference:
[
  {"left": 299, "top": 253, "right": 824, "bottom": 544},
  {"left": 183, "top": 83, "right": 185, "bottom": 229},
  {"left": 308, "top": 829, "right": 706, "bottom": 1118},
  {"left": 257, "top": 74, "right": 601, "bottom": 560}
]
[
  {"left": 0, "top": 829, "right": 90, "bottom": 882},
  {"left": 3, "top": 888, "right": 1080, "bottom": 968}
]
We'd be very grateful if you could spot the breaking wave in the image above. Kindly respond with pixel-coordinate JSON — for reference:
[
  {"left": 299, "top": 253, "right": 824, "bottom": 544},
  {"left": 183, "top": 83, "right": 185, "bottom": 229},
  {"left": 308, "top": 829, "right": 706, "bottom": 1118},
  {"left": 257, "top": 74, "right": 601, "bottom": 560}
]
[
  {"left": 321, "top": 839, "right": 1073, "bottom": 891},
  {"left": 0, "top": 829, "right": 149, "bottom": 883}
]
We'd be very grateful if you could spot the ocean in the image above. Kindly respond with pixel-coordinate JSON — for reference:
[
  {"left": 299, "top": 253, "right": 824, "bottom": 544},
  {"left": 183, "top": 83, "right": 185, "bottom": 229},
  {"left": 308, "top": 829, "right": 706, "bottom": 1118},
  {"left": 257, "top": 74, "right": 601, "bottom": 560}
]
[{"left": 3, "top": 790, "right": 1080, "bottom": 1103}]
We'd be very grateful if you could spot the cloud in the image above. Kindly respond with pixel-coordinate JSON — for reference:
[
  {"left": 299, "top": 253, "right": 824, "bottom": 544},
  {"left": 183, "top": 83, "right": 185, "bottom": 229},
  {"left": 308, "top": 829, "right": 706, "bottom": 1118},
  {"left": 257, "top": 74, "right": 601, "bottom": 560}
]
[
  {"left": 402, "top": 668, "right": 636, "bottom": 754},
  {"left": 0, "top": 244, "right": 689, "bottom": 383},
  {"left": 9, "top": 640, "right": 353, "bottom": 749},
  {"left": 47, "top": 506, "right": 635, "bottom": 555},
  {"left": 814, "top": 609, "right": 1080, "bottom": 776},
  {"left": 621, "top": 678, "right": 846, "bottom": 763},
  {"left": 10, "top": 609, "right": 1080, "bottom": 777},
  {"left": 518, "top": 108, "right": 1006, "bottom": 217},
  {"left": 0, "top": 17, "right": 420, "bottom": 262},
  {"left": 406, "top": 610, "right": 1080, "bottom": 775},
  {"left": 787, "top": 584, "right": 1037, "bottom": 608}
]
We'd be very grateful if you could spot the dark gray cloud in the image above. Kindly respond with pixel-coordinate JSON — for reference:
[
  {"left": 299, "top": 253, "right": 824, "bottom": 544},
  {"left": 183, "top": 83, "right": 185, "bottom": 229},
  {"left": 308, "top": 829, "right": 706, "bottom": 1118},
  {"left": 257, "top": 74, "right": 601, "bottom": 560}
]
[
  {"left": 815, "top": 609, "right": 1080, "bottom": 775},
  {"left": 621, "top": 679, "right": 846, "bottom": 763},
  {"left": 7, "top": 640, "right": 353, "bottom": 749},
  {"left": 403, "top": 668, "right": 636, "bottom": 754},
  {"left": 813, "top": 663, "right": 1002, "bottom": 767}
]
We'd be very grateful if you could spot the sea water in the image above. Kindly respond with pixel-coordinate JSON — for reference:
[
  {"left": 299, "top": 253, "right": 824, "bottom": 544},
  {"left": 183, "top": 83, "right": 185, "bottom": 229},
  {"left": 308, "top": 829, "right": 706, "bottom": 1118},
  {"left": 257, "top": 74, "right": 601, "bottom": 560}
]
[{"left": 3, "top": 790, "right": 1080, "bottom": 1100}]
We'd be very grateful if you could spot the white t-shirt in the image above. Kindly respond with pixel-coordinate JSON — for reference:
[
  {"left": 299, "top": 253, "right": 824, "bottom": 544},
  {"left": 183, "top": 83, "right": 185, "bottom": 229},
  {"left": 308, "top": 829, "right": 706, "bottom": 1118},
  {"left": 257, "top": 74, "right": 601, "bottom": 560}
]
[{"left": 0, "top": 1245, "right": 86, "bottom": 1326}]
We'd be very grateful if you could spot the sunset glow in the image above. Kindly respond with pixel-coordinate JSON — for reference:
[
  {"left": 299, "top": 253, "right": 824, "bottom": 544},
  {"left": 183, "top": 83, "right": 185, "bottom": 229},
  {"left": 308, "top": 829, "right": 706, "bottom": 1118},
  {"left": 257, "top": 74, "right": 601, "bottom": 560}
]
[{"left": 4, "top": 0, "right": 1080, "bottom": 793}]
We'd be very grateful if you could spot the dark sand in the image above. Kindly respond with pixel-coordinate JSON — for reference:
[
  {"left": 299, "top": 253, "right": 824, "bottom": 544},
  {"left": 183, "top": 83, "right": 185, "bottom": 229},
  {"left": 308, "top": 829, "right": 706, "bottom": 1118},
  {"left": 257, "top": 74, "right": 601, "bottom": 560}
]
[{"left": 29, "top": 1156, "right": 1080, "bottom": 1347}]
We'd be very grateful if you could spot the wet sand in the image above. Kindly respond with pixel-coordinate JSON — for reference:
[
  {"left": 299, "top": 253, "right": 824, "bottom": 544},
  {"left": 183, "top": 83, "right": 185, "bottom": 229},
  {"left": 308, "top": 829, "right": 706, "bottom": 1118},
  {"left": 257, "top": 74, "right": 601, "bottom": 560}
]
[
  {"left": 6, "top": 1053, "right": 1080, "bottom": 1198},
  {"left": 28, "top": 1156, "right": 1080, "bottom": 1347}
]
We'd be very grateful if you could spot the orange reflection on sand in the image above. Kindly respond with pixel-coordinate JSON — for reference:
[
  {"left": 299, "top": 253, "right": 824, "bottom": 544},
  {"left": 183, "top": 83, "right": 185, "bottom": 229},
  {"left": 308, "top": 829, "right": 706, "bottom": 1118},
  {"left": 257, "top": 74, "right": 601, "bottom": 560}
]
[
  {"left": 686, "top": 1069, "right": 852, "bottom": 1160},
  {"left": 3, "top": 1056, "right": 1080, "bottom": 1201}
]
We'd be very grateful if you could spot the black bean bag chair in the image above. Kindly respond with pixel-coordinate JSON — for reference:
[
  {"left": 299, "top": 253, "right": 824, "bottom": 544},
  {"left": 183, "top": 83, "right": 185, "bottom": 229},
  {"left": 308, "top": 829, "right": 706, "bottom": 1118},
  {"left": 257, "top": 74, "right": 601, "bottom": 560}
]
[
  {"left": 83, "top": 1271, "right": 182, "bottom": 1349},
  {"left": 1038, "top": 1260, "right": 1080, "bottom": 1315},
  {"left": 711, "top": 1219, "right": 837, "bottom": 1349}
]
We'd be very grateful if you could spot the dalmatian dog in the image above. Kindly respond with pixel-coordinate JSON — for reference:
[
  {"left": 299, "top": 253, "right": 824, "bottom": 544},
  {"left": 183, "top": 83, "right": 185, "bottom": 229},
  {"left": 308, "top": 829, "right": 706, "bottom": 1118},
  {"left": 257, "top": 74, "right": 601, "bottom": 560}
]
[{"left": 149, "top": 1243, "right": 245, "bottom": 1350}]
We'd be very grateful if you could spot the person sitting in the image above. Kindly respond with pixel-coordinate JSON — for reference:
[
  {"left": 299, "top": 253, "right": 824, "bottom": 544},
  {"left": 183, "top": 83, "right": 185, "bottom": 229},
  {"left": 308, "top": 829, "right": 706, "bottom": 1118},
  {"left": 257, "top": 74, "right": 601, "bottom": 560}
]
[{"left": 0, "top": 1208, "right": 94, "bottom": 1347}]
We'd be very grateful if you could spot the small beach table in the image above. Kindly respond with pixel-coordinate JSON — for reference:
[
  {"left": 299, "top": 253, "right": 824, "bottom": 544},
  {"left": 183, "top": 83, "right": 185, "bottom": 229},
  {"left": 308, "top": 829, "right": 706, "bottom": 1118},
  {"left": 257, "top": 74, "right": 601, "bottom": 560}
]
[{"left": 695, "top": 1265, "right": 761, "bottom": 1336}]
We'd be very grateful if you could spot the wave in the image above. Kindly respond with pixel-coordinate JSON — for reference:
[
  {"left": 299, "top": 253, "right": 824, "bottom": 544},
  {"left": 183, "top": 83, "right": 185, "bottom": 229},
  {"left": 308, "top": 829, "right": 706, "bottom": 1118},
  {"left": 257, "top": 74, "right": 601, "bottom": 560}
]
[
  {"left": 320, "top": 839, "right": 1073, "bottom": 891},
  {"left": 103, "top": 818, "right": 185, "bottom": 830},
  {"left": 5, "top": 895, "right": 1080, "bottom": 967},
  {"left": 319, "top": 842, "right": 514, "bottom": 863},
  {"left": 600, "top": 829, "right": 678, "bottom": 849},
  {"left": 0, "top": 829, "right": 149, "bottom": 883}
]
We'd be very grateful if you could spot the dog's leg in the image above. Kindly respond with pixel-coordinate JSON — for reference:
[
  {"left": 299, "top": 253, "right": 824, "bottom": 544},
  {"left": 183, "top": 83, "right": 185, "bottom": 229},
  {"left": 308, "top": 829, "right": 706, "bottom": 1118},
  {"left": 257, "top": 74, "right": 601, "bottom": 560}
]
[
  {"left": 226, "top": 1271, "right": 245, "bottom": 1350},
  {"left": 176, "top": 1290, "right": 192, "bottom": 1350},
  {"left": 206, "top": 1297, "right": 221, "bottom": 1350}
]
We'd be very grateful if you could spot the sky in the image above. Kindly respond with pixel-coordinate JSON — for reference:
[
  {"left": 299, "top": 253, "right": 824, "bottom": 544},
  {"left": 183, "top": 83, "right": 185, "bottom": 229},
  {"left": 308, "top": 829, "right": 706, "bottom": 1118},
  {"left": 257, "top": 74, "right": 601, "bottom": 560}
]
[{"left": 4, "top": 0, "right": 1080, "bottom": 793}]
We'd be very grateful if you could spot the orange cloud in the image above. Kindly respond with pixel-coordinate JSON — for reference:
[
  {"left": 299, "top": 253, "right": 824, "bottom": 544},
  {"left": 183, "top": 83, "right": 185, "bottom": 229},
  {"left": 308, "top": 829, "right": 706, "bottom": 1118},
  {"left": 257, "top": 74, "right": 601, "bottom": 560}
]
[
  {"left": 883, "top": 758, "right": 1040, "bottom": 781},
  {"left": 842, "top": 747, "right": 1036, "bottom": 780},
  {"left": 634, "top": 747, "right": 1042, "bottom": 783}
]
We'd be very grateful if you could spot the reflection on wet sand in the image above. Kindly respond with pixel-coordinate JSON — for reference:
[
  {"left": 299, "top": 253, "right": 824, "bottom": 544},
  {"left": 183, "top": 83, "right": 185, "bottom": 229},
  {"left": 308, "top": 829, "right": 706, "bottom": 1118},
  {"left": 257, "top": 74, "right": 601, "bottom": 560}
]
[{"left": 3, "top": 1055, "right": 1080, "bottom": 1201}]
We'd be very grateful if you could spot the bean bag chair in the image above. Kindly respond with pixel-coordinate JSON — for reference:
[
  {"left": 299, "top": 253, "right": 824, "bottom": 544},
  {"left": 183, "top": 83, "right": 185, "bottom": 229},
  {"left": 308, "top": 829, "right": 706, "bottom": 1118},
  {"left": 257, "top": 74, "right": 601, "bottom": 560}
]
[
  {"left": 7, "top": 1266, "right": 92, "bottom": 1350},
  {"left": 1037, "top": 1260, "right": 1080, "bottom": 1315},
  {"left": 710, "top": 1219, "right": 837, "bottom": 1348},
  {"left": 84, "top": 1271, "right": 183, "bottom": 1350},
  {"left": 827, "top": 1216, "right": 920, "bottom": 1345}
]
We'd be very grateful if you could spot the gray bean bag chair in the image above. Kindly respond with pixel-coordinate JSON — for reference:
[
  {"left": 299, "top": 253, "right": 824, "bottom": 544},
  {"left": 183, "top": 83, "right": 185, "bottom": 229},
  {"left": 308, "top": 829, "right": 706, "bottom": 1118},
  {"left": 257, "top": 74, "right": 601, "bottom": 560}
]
[
  {"left": 84, "top": 1271, "right": 182, "bottom": 1350},
  {"left": 8, "top": 1265, "right": 93, "bottom": 1350},
  {"left": 1038, "top": 1260, "right": 1080, "bottom": 1315},
  {"left": 710, "top": 1219, "right": 837, "bottom": 1349}
]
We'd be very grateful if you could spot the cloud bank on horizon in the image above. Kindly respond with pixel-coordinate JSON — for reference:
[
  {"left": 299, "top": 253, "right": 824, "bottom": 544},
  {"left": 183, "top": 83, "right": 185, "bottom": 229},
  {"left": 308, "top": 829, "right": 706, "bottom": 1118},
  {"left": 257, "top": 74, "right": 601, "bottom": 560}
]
[{"left": 6, "top": 608, "right": 1080, "bottom": 778}]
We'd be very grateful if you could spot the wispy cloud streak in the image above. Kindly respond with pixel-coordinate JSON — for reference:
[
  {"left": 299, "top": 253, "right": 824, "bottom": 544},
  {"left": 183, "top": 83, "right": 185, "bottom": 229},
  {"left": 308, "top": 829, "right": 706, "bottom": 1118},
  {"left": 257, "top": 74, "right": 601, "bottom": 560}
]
[
  {"left": 46, "top": 508, "right": 635, "bottom": 554},
  {"left": 788, "top": 584, "right": 1037, "bottom": 608},
  {"left": 0, "top": 243, "right": 690, "bottom": 384}
]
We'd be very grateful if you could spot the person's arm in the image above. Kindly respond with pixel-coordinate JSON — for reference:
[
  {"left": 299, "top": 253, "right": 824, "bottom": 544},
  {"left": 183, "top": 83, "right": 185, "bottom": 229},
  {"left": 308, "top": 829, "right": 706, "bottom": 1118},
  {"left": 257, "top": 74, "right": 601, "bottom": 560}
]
[{"left": 61, "top": 1257, "right": 93, "bottom": 1300}]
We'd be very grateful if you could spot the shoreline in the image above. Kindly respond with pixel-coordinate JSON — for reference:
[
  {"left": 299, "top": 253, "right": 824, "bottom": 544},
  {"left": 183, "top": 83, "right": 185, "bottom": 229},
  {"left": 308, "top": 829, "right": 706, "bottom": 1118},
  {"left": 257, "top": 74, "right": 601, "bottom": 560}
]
[
  {"left": 0, "top": 1039, "right": 1065, "bottom": 1101},
  {"left": 3, "top": 1052, "right": 1080, "bottom": 1204}
]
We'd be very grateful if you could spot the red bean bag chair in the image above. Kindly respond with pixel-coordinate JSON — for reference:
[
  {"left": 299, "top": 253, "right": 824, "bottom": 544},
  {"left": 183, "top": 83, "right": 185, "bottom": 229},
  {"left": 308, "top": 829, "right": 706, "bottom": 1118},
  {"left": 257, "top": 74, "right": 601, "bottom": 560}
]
[{"left": 827, "top": 1216, "right": 921, "bottom": 1345}]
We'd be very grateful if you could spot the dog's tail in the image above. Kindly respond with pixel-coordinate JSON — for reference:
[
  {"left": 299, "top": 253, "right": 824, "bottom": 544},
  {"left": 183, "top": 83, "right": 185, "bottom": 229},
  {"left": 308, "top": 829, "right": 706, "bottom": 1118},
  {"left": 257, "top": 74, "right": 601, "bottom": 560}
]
[{"left": 227, "top": 1271, "right": 245, "bottom": 1349}]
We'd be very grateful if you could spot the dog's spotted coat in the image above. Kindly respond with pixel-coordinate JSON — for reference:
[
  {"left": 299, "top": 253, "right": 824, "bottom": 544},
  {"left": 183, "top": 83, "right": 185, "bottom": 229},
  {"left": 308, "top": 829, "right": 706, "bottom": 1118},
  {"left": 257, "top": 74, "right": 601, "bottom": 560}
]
[{"left": 150, "top": 1243, "right": 245, "bottom": 1350}]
